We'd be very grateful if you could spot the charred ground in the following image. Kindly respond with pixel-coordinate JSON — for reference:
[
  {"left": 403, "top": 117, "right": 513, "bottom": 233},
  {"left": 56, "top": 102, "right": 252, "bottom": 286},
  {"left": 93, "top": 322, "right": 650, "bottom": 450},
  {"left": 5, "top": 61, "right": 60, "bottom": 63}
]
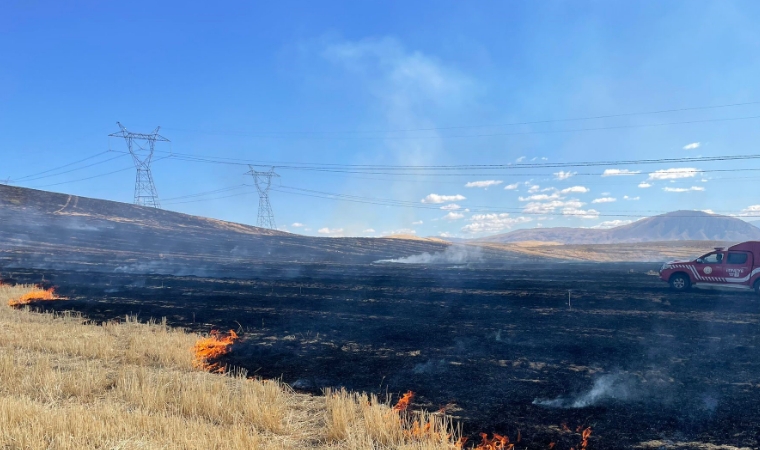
[{"left": 5, "top": 262, "right": 760, "bottom": 449}]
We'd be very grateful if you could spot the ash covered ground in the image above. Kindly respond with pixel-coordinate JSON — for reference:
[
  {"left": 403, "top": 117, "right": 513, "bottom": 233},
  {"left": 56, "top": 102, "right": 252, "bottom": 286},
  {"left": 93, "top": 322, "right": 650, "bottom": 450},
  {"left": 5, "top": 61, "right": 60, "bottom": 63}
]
[{"left": 6, "top": 262, "right": 760, "bottom": 449}]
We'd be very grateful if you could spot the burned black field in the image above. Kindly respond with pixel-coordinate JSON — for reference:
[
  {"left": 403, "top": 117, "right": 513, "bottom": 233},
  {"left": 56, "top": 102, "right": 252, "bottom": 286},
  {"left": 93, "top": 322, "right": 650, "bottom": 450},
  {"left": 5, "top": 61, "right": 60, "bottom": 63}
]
[{"left": 7, "top": 262, "right": 760, "bottom": 449}]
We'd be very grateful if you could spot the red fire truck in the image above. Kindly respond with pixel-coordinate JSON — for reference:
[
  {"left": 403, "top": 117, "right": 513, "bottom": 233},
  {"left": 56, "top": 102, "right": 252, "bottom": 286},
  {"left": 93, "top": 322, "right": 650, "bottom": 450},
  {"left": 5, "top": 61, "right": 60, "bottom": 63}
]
[{"left": 660, "top": 241, "right": 760, "bottom": 293}]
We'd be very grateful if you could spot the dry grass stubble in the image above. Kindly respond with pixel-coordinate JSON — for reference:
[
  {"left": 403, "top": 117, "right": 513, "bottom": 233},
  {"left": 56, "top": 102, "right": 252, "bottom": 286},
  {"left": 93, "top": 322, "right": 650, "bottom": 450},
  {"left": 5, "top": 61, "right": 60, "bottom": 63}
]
[{"left": 0, "top": 283, "right": 459, "bottom": 449}]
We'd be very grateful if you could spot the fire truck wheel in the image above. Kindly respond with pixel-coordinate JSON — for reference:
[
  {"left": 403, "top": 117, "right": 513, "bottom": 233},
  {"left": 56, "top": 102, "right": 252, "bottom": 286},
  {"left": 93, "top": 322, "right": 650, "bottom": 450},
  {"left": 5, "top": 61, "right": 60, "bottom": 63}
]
[{"left": 669, "top": 273, "right": 691, "bottom": 291}]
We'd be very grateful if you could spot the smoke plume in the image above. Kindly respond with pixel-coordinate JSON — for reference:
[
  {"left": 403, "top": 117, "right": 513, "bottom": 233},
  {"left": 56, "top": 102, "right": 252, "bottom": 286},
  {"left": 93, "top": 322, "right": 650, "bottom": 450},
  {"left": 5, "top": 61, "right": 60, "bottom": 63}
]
[
  {"left": 533, "top": 374, "right": 635, "bottom": 408},
  {"left": 375, "top": 245, "right": 482, "bottom": 264}
]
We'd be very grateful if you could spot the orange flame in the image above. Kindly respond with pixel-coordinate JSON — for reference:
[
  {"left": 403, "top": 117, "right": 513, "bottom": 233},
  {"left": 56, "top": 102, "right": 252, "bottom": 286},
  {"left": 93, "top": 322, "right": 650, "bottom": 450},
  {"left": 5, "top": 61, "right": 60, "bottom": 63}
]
[
  {"left": 580, "top": 427, "right": 592, "bottom": 449},
  {"left": 192, "top": 329, "right": 238, "bottom": 373},
  {"left": 8, "top": 287, "right": 63, "bottom": 307},
  {"left": 473, "top": 432, "right": 514, "bottom": 450},
  {"left": 407, "top": 419, "right": 432, "bottom": 438},
  {"left": 393, "top": 390, "right": 414, "bottom": 411}
]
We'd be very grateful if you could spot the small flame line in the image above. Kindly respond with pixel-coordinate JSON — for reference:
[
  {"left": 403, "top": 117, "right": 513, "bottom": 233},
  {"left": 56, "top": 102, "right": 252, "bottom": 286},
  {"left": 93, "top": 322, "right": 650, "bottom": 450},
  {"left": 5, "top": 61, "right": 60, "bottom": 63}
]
[
  {"left": 7, "top": 287, "right": 64, "bottom": 307},
  {"left": 192, "top": 329, "right": 239, "bottom": 373}
]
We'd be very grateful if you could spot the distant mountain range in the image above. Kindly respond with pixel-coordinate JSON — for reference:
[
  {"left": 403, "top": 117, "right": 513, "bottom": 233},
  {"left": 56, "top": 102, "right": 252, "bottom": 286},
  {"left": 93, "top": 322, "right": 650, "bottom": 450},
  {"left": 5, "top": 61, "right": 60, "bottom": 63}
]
[{"left": 472, "top": 211, "right": 760, "bottom": 245}]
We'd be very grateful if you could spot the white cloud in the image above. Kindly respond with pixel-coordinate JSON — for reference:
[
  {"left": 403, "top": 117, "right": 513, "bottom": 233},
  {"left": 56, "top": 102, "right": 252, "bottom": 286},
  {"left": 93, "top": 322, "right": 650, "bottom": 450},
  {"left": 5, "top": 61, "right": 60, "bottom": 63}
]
[
  {"left": 462, "top": 213, "right": 532, "bottom": 234},
  {"left": 523, "top": 199, "right": 585, "bottom": 215},
  {"left": 516, "top": 156, "right": 526, "bottom": 162},
  {"left": 638, "top": 182, "right": 652, "bottom": 188},
  {"left": 421, "top": 193, "right": 466, "bottom": 204},
  {"left": 318, "top": 227, "right": 344, "bottom": 236},
  {"left": 591, "top": 197, "right": 617, "bottom": 204},
  {"left": 602, "top": 169, "right": 641, "bottom": 177},
  {"left": 503, "top": 183, "right": 520, "bottom": 190},
  {"left": 523, "top": 201, "right": 566, "bottom": 214},
  {"left": 411, "top": 220, "right": 423, "bottom": 225},
  {"left": 701, "top": 210, "right": 715, "bottom": 215},
  {"left": 527, "top": 185, "right": 540, "bottom": 193},
  {"left": 662, "top": 186, "right": 705, "bottom": 193},
  {"left": 438, "top": 232, "right": 454, "bottom": 238},
  {"left": 648, "top": 168, "right": 698, "bottom": 180},
  {"left": 291, "top": 222, "right": 305, "bottom": 228},
  {"left": 560, "top": 186, "right": 590, "bottom": 194},
  {"left": 440, "top": 203, "right": 461, "bottom": 211},
  {"left": 623, "top": 195, "right": 640, "bottom": 201},
  {"left": 363, "top": 228, "right": 376, "bottom": 233},
  {"left": 465, "top": 180, "right": 502, "bottom": 188},
  {"left": 518, "top": 193, "right": 562, "bottom": 201},
  {"left": 737, "top": 205, "right": 760, "bottom": 217},
  {"left": 554, "top": 170, "right": 576, "bottom": 180},
  {"left": 591, "top": 219, "right": 633, "bottom": 229},
  {"left": 443, "top": 211, "right": 465, "bottom": 220},
  {"left": 683, "top": 142, "right": 700, "bottom": 150},
  {"left": 381, "top": 228, "right": 417, "bottom": 236},
  {"left": 562, "top": 207, "right": 600, "bottom": 219}
]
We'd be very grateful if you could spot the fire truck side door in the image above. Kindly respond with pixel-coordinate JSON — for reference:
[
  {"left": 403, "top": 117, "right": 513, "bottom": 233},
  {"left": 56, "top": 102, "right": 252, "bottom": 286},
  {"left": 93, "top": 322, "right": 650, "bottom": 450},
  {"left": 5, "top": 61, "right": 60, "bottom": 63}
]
[
  {"left": 697, "top": 252, "right": 724, "bottom": 279},
  {"left": 725, "top": 251, "right": 753, "bottom": 285}
]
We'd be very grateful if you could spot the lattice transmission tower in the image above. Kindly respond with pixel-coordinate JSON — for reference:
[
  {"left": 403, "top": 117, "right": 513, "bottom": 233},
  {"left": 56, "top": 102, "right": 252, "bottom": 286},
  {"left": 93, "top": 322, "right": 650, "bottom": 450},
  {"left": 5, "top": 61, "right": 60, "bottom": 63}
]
[
  {"left": 110, "top": 122, "right": 169, "bottom": 208},
  {"left": 247, "top": 165, "right": 279, "bottom": 229}
]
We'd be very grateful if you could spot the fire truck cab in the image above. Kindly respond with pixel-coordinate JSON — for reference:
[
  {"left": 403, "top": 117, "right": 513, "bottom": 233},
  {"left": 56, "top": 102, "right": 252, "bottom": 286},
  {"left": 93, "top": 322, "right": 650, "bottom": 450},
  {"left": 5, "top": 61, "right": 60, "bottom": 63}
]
[{"left": 660, "top": 241, "right": 760, "bottom": 293}]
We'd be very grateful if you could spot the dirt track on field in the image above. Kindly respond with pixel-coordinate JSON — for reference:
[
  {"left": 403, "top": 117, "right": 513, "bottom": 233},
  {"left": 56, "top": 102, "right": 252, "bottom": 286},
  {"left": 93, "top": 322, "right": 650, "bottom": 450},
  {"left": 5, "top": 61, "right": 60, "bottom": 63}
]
[{"left": 6, "top": 263, "right": 760, "bottom": 449}]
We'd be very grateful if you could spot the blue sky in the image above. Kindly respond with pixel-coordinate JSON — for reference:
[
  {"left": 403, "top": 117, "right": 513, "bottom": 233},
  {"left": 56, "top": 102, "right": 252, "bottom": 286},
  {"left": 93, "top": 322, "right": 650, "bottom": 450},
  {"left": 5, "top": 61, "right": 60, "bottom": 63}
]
[{"left": 2, "top": 1, "right": 760, "bottom": 238}]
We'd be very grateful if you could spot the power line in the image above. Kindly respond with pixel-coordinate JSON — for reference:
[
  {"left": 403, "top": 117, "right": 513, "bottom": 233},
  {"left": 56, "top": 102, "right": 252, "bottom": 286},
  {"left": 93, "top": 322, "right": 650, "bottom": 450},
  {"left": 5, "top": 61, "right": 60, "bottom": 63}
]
[
  {"left": 29, "top": 166, "right": 135, "bottom": 188},
  {"left": 10, "top": 151, "right": 113, "bottom": 182},
  {"left": 12, "top": 153, "right": 129, "bottom": 183},
  {"left": 161, "top": 150, "right": 760, "bottom": 173},
  {"left": 151, "top": 180, "right": 760, "bottom": 218},
  {"left": 163, "top": 190, "right": 253, "bottom": 206},
  {"left": 161, "top": 184, "right": 248, "bottom": 202},
  {"left": 27, "top": 155, "right": 172, "bottom": 189},
  {"left": 157, "top": 114, "right": 760, "bottom": 141},
  {"left": 270, "top": 185, "right": 760, "bottom": 218},
  {"left": 162, "top": 100, "right": 760, "bottom": 136}
]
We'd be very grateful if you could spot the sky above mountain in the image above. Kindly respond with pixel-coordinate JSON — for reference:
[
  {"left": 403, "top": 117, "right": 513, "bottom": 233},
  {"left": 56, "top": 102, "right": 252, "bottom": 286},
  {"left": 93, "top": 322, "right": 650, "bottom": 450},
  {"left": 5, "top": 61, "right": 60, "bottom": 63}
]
[{"left": 2, "top": 1, "right": 760, "bottom": 238}]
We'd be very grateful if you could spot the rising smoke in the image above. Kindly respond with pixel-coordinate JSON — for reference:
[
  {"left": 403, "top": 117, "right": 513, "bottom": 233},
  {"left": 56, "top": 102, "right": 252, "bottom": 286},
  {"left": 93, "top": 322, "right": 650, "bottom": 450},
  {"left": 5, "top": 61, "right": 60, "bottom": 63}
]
[
  {"left": 375, "top": 245, "right": 483, "bottom": 264},
  {"left": 533, "top": 373, "right": 635, "bottom": 408}
]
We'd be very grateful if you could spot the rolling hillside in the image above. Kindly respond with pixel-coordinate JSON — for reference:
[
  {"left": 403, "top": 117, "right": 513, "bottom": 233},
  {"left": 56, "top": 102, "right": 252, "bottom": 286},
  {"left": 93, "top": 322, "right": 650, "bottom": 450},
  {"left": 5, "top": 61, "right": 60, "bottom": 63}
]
[{"left": 0, "top": 184, "right": 527, "bottom": 276}]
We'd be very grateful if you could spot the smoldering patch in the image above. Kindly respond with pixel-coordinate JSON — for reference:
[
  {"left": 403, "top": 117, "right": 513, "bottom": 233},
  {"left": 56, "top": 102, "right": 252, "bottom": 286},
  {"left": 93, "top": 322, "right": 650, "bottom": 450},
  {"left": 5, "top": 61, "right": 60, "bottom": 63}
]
[
  {"left": 375, "top": 245, "right": 483, "bottom": 264},
  {"left": 533, "top": 373, "right": 637, "bottom": 409}
]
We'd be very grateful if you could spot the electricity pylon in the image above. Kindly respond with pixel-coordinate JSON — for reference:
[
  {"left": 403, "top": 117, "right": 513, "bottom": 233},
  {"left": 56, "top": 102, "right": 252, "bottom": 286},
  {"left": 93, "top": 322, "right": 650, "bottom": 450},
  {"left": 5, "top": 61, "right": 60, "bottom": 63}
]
[
  {"left": 110, "top": 122, "right": 169, "bottom": 208},
  {"left": 247, "top": 165, "right": 279, "bottom": 229}
]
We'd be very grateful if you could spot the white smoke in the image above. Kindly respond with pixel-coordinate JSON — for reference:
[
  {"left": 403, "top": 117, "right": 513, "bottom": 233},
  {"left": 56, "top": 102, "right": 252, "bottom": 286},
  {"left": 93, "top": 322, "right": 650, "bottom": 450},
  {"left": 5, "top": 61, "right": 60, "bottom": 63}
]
[
  {"left": 533, "top": 374, "right": 634, "bottom": 408},
  {"left": 375, "top": 245, "right": 482, "bottom": 264}
]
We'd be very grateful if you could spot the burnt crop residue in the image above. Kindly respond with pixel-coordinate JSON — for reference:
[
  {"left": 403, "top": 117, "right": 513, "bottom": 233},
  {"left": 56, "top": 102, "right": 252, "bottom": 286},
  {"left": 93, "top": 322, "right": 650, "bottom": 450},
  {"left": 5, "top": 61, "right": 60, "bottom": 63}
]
[{"left": 7, "top": 262, "right": 760, "bottom": 449}]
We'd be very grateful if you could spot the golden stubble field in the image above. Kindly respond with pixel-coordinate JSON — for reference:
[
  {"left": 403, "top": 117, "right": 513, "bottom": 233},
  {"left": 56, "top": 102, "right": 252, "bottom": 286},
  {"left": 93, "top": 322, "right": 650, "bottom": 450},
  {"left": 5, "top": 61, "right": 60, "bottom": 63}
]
[{"left": 0, "top": 283, "right": 459, "bottom": 450}]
